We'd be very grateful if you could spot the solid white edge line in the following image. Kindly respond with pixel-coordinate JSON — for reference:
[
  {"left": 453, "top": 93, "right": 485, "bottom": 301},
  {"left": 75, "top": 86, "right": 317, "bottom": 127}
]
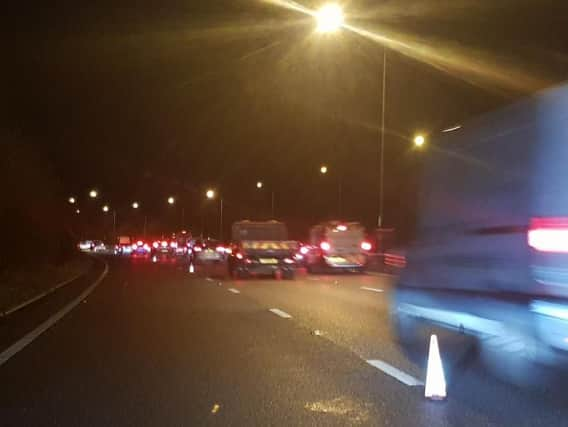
[
  {"left": 269, "top": 308, "right": 292, "bottom": 319},
  {"left": 3, "top": 270, "right": 85, "bottom": 317},
  {"left": 360, "top": 287, "right": 383, "bottom": 293},
  {"left": 366, "top": 359, "right": 424, "bottom": 386},
  {"left": 0, "top": 260, "right": 109, "bottom": 368},
  {"left": 228, "top": 288, "right": 240, "bottom": 294}
]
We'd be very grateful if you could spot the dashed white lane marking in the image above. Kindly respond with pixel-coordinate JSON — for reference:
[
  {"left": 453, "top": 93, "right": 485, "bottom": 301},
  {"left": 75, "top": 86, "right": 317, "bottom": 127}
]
[
  {"left": 360, "top": 287, "right": 384, "bottom": 293},
  {"left": 366, "top": 359, "right": 424, "bottom": 386},
  {"left": 228, "top": 288, "right": 240, "bottom": 294},
  {"left": 269, "top": 308, "right": 292, "bottom": 319},
  {"left": 0, "top": 260, "right": 109, "bottom": 368}
]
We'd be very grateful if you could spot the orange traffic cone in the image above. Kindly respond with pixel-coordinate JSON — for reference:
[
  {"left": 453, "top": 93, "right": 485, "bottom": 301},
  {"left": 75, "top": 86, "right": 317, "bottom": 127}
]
[{"left": 424, "top": 334, "right": 446, "bottom": 400}]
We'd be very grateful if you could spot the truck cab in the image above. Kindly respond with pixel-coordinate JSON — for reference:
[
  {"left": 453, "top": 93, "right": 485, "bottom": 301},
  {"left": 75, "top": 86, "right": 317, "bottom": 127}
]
[{"left": 228, "top": 220, "right": 298, "bottom": 279}]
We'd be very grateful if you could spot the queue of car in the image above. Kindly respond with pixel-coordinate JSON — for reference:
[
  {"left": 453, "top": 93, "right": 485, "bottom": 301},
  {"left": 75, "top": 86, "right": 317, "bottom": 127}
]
[{"left": 77, "top": 219, "right": 375, "bottom": 279}]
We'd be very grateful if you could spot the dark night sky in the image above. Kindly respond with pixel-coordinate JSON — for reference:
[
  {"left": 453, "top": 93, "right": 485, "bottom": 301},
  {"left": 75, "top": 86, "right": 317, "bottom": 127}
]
[{"left": 3, "top": 0, "right": 568, "bottom": 239}]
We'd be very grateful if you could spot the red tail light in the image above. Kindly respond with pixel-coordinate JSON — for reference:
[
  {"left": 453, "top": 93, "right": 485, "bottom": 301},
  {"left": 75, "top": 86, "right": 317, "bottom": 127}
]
[
  {"left": 320, "top": 241, "right": 331, "bottom": 252},
  {"left": 193, "top": 246, "right": 202, "bottom": 252},
  {"left": 529, "top": 217, "right": 568, "bottom": 253},
  {"left": 361, "top": 241, "right": 372, "bottom": 251},
  {"left": 161, "top": 241, "right": 168, "bottom": 248},
  {"left": 152, "top": 242, "right": 159, "bottom": 249},
  {"left": 300, "top": 246, "right": 309, "bottom": 255},
  {"left": 236, "top": 253, "right": 244, "bottom": 260},
  {"left": 170, "top": 242, "right": 178, "bottom": 248},
  {"left": 137, "top": 240, "right": 143, "bottom": 246}
]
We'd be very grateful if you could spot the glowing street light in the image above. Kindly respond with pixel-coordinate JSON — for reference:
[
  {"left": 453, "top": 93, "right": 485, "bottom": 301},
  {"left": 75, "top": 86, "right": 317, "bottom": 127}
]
[
  {"left": 75, "top": 209, "right": 81, "bottom": 214},
  {"left": 68, "top": 197, "right": 76, "bottom": 204},
  {"left": 315, "top": 3, "right": 344, "bottom": 33},
  {"left": 205, "top": 189, "right": 223, "bottom": 239},
  {"left": 320, "top": 165, "right": 328, "bottom": 174},
  {"left": 256, "top": 181, "right": 263, "bottom": 189},
  {"left": 89, "top": 189, "right": 98, "bottom": 199},
  {"left": 102, "top": 205, "right": 109, "bottom": 213},
  {"left": 167, "top": 196, "right": 175, "bottom": 205},
  {"left": 132, "top": 201, "right": 140, "bottom": 209},
  {"left": 414, "top": 134, "right": 426, "bottom": 147}
]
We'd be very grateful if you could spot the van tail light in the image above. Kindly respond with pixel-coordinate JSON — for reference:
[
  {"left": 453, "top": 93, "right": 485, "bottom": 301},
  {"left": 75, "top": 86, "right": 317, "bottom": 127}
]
[
  {"left": 320, "top": 241, "right": 331, "bottom": 252},
  {"left": 361, "top": 241, "right": 372, "bottom": 251},
  {"left": 528, "top": 217, "right": 568, "bottom": 253}
]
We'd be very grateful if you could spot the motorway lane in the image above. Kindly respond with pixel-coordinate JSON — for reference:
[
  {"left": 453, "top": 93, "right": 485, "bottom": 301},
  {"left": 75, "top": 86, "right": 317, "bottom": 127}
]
[
  {"left": 215, "top": 267, "right": 568, "bottom": 427},
  {"left": 1, "top": 258, "right": 567, "bottom": 426},
  {"left": 0, "top": 258, "right": 458, "bottom": 426}
]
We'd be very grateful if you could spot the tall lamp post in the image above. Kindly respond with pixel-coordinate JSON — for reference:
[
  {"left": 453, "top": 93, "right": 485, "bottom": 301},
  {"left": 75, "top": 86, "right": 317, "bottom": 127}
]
[
  {"left": 256, "top": 181, "right": 275, "bottom": 218},
  {"left": 315, "top": 4, "right": 387, "bottom": 227},
  {"left": 206, "top": 189, "right": 223, "bottom": 240},
  {"left": 319, "top": 165, "right": 342, "bottom": 218}
]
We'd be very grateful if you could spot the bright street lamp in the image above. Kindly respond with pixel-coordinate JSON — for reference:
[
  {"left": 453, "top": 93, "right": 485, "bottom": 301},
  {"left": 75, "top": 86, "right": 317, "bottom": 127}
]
[
  {"left": 320, "top": 165, "right": 328, "bottom": 174},
  {"left": 75, "top": 209, "right": 81, "bottom": 214},
  {"left": 132, "top": 202, "right": 140, "bottom": 209},
  {"left": 89, "top": 189, "right": 98, "bottom": 199},
  {"left": 315, "top": 3, "right": 344, "bottom": 33},
  {"left": 414, "top": 134, "right": 426, "bottom": 147},
  {"left": 68, "top": 197, "right": 76, "bottom": 204},
  {"left": 205, "top": 189, "right": 223, "bottom": 239},
  {"left": 102, "top": 205, "right": 109, "bottom": 213},
  {"left": 256, "top": 181, "right": 263, "bottom": 189},
  {"left": 314, "top": 5, "right": 387, "bottom": 227},
  {"left": 167, "top": 196, "right": 175, "bottom": 205}
]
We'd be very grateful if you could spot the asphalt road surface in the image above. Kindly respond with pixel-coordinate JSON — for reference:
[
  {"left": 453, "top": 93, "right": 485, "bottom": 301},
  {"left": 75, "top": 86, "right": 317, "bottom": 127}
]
[{"left": 1, "top": 256, "right": 568, "bottom": 426}]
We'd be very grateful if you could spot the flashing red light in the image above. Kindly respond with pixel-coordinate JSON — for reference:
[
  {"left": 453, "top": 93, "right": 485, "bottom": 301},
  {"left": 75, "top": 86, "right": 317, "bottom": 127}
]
[
  {"left": 236, "top": 253, "right": 244, "bottom": 260},
  {"left": 529, "top": 217, "right": 568, "bottom": 253},
  {"left": 320, "top": 241, "right": 331, "bottom": 251},
  {"left": 361, "top": 241, "right": 372, "bottom": 251}
]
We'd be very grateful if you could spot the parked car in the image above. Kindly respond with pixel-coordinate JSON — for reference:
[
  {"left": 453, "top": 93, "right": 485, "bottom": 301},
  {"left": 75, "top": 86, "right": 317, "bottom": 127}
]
[
  {"left": 114, "top": 236, "right": 133, "bottom": 255},
  {"left": 190, "top": 239, "right": 228, "bottom": 265},
  {"left": 305, "top": 222, "right": 371, "bottom": 273}
]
